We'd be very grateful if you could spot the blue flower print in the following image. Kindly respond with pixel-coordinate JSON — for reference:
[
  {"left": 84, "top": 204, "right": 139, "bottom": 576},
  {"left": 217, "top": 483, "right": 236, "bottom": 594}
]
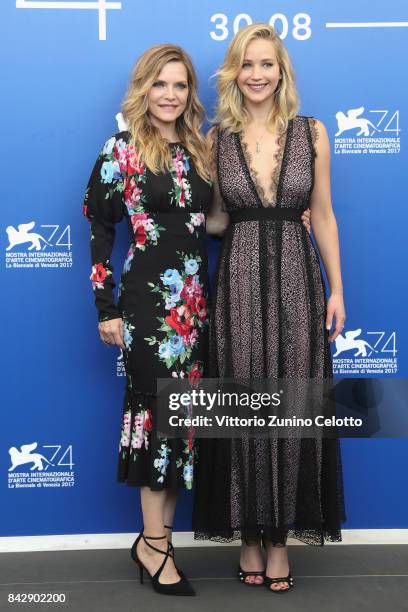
[
  {"left": 185, "top": 258, "right": 199, "bottom": 275},
  {"left": 101, "top": 160, "right": 121, "bottom": 184},
  {"left": 102, "top": 137, "right": 115, "bottom": 156},
  {"left": 169, "top": 278, "right": 183, "bottom": 299},
  {"left": 183, "top": 462, "right": 193, "bottom": 486},
  {"left": 170, "top": 335, "right": 184, "bottom": 356},
  {"left": 165, "top": 295, "right": 179, "bottom": 310},
  {"left": 123, "top": 245, "right": 135, "bottom": 274},
  {"left": 161, "top": 269, "right": 182, "bottom": 286},
  {"left": 123, "top": 319, "right": 136, "bottom": 350},
  {"left": 158, "top": 342, "right": 172, "bottom": 359},
  {"left": 154, "top": 443, "right": 171, "bottom": 483},
  {"left": 115, "top": 138, "right": 127, "bottom": 154}
]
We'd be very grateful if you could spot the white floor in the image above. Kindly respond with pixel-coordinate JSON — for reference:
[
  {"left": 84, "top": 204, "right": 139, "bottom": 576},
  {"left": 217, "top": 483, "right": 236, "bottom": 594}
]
[{"left": 1, "top": 529, "right": 408, "bottom": 552}]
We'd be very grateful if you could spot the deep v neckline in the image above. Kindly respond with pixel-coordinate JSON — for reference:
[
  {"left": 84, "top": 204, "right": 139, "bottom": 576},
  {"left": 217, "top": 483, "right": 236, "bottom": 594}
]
[{"left": 236, "top": 119, "right": 292, "bottom": 209}]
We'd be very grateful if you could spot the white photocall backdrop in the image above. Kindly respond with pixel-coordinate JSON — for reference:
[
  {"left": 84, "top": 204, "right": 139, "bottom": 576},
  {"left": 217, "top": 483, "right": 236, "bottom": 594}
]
[{"left": 1, "top": 0, "right": 407, "bottom": 538}]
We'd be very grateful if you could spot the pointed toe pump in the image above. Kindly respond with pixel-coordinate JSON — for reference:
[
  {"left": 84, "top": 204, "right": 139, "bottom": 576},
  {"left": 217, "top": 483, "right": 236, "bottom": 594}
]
[{"left": 131, "top": 532, "right": 195, "bottom": 596}]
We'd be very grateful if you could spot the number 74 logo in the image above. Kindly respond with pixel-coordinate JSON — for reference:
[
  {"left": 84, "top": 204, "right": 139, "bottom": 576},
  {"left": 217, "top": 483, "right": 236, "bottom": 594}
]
[{"left": 16, "top": 0, "right": 122, "bottom": 40}]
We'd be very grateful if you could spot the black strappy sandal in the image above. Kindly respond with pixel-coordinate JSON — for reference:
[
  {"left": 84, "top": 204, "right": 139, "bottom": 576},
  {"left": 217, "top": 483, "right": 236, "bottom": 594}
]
[
  {"left": 261, "top": 533, "right": 294, "bottom": 593},
  {"left": 264, "top": 573, "right": 294, "bottom": 593},
  {"left": 130, "top": 531, "right": 195, "bottom": 596},
  {"left": 163, "top": 524, "right": 186, "bottom": 578},
  {"left": 237, "top": 539, "right": 265, "bottom": 586},
  {"left": 237, "top": 566, "right": 265, "bottom": 586}
]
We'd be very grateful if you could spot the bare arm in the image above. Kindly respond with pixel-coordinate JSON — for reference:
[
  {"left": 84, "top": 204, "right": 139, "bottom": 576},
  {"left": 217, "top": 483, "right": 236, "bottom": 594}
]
[
  {"left": 206, "top": 176, "right": 230, "bottom": 236},
  {"left": 205, "top": 127, "right": 230, "bottom": 237},
  {"left": 309, "top": 119, "right": 346, "bottom": 342}
]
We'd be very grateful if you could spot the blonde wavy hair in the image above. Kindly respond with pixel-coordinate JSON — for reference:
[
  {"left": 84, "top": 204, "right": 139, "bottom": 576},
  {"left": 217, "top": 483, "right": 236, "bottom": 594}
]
[
  {"left": 214, "top": 23, "right": 300, "bottom": 134},
  {"left": 122, "top": 44, "right": 210, "bottom": 181}
]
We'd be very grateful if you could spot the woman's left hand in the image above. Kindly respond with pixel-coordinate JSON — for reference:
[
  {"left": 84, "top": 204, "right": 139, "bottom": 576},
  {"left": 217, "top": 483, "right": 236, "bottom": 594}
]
[{"left": 325, "top": 293, "right": 346, "bottom": 343}]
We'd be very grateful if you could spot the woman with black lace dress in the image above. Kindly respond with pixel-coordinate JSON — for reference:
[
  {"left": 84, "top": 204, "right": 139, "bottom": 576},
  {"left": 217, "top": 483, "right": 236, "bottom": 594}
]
[{"left": 193, "top": 24, "right": 347, "bottom": 593}]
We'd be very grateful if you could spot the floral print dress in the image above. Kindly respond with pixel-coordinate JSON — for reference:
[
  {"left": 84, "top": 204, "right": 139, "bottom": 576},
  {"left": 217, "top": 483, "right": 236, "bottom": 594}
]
[{"left": 84, "top": 132, "right": 212, "bottom": 490}]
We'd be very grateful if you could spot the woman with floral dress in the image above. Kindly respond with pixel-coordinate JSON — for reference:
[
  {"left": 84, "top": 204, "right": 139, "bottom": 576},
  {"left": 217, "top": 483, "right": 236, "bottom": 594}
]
[{"left": 83, "top": 44, "right": 212, "bottom": 595}]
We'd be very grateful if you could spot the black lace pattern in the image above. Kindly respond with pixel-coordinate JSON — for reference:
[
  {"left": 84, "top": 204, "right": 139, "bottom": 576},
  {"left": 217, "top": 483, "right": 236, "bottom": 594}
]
[{"left": 193, "top": 116, "right": 346, "bottom": 545}]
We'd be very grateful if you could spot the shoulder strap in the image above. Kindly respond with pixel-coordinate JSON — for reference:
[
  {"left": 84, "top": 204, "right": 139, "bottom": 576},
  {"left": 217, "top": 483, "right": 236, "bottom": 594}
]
[{"left": 304, "top": 116, "right": 318, "bottom": 159}]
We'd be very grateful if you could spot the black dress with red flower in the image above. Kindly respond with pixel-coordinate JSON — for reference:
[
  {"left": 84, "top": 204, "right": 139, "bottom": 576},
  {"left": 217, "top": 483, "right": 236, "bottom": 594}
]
[{"left": 84, "top": 132, "right": 212, "bottom": 490}]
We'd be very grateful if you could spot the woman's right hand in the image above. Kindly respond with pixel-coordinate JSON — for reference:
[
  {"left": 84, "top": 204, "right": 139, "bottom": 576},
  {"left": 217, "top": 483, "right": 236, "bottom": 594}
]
[
  {"left": 98, "top": 318, "right": 125, "bottom": 349},
  {"left": 301, "top": 207, "right": 312, "bottom": 234}
]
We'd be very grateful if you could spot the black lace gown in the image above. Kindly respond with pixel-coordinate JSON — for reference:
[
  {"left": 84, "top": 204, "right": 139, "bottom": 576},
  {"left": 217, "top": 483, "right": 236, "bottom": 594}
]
[{"left": 193, "top": 116, "right": 346, "bottom": 545}]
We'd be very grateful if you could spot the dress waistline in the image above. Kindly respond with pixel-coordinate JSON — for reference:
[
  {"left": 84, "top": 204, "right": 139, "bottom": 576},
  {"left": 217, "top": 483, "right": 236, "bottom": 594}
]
[{"left": 229, "top": 208, "right": 302, "bottom": 223}]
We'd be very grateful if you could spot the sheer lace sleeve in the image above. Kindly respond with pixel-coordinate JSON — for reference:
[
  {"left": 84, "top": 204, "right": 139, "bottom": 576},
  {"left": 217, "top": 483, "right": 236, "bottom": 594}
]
[{"left": 307, "top": 117, "right": 319, "bottom": 158}]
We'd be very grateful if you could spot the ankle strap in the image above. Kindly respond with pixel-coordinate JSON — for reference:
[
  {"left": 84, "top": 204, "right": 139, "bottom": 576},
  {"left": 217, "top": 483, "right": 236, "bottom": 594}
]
[{"left": 142, "top": 533, "right": 174, "bottom": 558}]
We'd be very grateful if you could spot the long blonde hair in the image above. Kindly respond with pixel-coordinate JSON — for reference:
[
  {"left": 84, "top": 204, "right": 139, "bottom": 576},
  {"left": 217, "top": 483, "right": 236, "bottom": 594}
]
[
  {"left": 214, "top": 23, "right": 300, "bottom": 134},
  {"left": 122, "top": 44, "right": 210, "bottom": 181}
]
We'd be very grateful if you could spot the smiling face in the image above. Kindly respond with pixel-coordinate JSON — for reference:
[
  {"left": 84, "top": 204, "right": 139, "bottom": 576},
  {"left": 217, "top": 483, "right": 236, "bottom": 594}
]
[
  {"left": 146, "top": 60, "right": 189, "bottom": 131},
  {"left": 236, "top": 37, "right": 281, "bottom": 107}
]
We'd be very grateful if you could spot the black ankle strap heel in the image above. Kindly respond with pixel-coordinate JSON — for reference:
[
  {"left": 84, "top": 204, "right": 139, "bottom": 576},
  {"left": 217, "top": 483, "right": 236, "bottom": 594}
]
[
  {"left": 162, "top": 524, "right": 187, "bottom": 579},
  {"left": 130, "top": 531, "right": 195, "bottom": 596}
]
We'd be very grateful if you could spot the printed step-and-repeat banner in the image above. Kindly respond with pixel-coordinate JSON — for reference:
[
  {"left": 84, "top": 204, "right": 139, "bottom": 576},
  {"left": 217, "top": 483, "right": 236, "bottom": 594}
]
[{"left": 1, "top": 0, "right": 407, "bottom": 537}]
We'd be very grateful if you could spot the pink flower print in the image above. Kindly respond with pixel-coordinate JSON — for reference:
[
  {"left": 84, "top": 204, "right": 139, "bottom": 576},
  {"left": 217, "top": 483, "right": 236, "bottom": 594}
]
[
  {"left": 191, "top": 276, "right": 203, "bottom": 297},
  {"left": 192, "top": 213, "right": 205, "bottom": 227},
  {"left": 172, "top": 152, "right": 186, "bottom": 206},
  {"left": 144, "top": 219, "right": 154, "bottom": 232},
  {"left": 179, "top": 184, "right": 185, "bottom": 206},
  {"left": 184, "top": 328, "right": 198, "bottom": 347},
  {"left": 130, "top": 409, "right": 152, "bottom": 451},
  {"left": 130, "top": 213, "right": 150, "bottom": 236},
  {"left": 180, "top": 275, "right": 203, "bottom": 304},
  {"left": 117, "top": 143, "right": 145, "bottom": 176},
  {"left": 169, "top": 148, "right": 192, "bottom": 209},
  {"left": 189, "top": 328, "right": 198, "bottom": 346},
  {"left": 135, "top": 159, "right": 145, "bottom": 175},
  {"left": 120, "top": 409, "right": 132, "bottom": 448},
  {"left": 131, "top": 186, "right": 143, "bottom": 205},
  {"left": 174, "top": 150, "right": 185, "bottom": 175},
  {"left": 131, "top": 413, "right": 144, "bottom": 450},
  {"left": 117, "top": 150, "right": 128, "bottom": 173},
  {"left": 186, "top": 213, "right": 205, "bottom": 235},
  {"left": 124, "top": 177, "right": 136, "bottom": 205}
]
